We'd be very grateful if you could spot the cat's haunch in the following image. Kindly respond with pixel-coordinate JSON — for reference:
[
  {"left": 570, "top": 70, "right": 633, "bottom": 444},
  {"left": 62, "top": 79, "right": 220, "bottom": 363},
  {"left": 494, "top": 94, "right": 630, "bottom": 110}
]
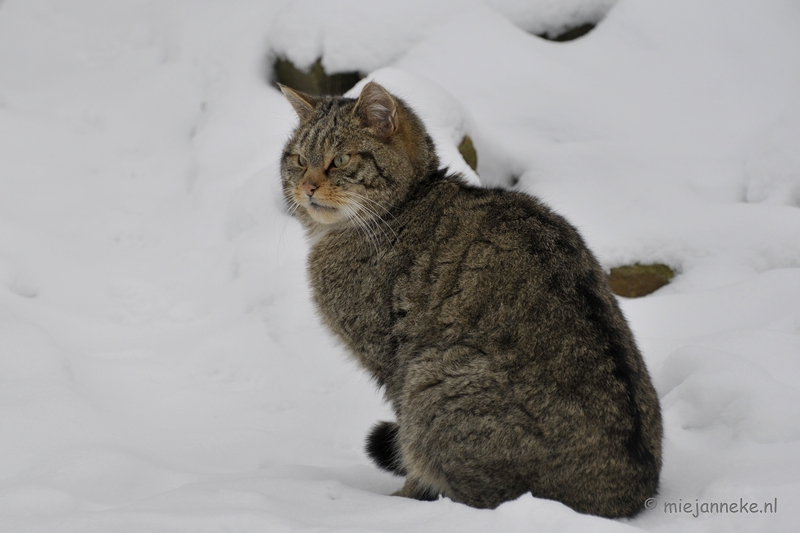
[{"left": 279, "top": 81, "right": 662, "bottom": 518}]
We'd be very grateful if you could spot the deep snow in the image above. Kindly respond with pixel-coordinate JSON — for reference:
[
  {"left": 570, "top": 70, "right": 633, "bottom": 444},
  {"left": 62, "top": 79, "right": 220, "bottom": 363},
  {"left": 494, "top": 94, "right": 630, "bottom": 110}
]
[{"left": 1, "top": 0, "right": 799, "bottom": 531}]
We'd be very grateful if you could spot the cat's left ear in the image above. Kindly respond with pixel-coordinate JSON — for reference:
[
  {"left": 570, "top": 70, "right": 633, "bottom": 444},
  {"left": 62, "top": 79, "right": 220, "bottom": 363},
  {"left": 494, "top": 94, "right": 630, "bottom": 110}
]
[
  {"left": 278, "top": 84, "right": 317, "bottom": 123},
  {"left": 353, "top": 81, "right": 398, "bottom": 138}
]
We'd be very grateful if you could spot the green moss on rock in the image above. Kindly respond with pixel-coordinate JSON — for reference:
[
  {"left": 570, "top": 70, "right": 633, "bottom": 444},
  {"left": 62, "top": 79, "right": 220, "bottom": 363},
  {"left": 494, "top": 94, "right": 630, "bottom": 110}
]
[
  {"left": 458, "top": 135, "right": 478, "bottom": 171},
  {"left": 608, "top": 263, "right": 675, "bottom": 298}
]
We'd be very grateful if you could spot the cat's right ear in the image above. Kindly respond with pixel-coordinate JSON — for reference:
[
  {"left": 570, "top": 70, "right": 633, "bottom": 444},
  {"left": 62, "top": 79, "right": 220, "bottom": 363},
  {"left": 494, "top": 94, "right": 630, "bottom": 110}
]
[
  {"left": 278, "top": 84, "right": 316, "bottom": 123},
  {"left": 353, "top": 81, "right": 398, "bottom": 139}
]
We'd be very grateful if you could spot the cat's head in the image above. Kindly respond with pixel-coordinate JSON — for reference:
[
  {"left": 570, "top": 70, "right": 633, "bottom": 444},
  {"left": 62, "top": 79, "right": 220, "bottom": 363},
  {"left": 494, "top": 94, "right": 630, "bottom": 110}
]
[{"left": 279, "top": 81, "right": 439, "bottom": 232}]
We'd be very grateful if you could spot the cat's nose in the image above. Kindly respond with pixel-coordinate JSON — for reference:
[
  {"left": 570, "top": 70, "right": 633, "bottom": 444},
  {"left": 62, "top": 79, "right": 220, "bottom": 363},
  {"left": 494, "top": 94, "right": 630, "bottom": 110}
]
[{"left": 303, "top": 182, "right": 318, "bottom": 197}]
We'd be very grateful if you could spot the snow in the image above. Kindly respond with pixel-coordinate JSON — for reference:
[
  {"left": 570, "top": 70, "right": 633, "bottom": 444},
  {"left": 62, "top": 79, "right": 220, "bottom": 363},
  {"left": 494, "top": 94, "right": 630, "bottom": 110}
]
[
  {"left": 1, "top": 0, "right": 799, "bottom": 531},
  {"left": 267, "top": 0, "right": 616, "bottom": 73}
]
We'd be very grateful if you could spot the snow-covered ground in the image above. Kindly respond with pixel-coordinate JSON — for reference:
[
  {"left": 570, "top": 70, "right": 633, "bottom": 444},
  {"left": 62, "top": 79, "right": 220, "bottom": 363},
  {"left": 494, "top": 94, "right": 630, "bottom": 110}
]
[{"left": 1, "top": 0, "right": 799, "bottom": 531}]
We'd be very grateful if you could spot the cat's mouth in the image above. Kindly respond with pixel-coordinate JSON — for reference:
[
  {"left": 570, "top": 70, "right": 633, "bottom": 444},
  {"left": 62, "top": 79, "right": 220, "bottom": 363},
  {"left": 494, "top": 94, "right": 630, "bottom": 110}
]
[
  {"left": 293, "top": 185, "right": 347, "bottom": 224},
  {"left": 308, "top": 198, "right": 338, "bottom": 212},
  {"left": 304, "top": 197, "right": 345, "bottom": 225}
]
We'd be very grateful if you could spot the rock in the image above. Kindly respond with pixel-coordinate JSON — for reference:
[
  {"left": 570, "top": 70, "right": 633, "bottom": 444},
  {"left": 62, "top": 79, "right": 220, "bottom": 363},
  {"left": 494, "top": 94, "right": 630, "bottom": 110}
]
[
  {"left": 608, "top": 263, "right": 675, "bottom": 298},
  {"left": 273, "top": 58, "right": 362, "bottom": 96},
  {"left": 540, "top": 22, "right": 596, "bottom": 42},
  {"left": 458, "top": 135, "right": 478, "bottom": 171}
]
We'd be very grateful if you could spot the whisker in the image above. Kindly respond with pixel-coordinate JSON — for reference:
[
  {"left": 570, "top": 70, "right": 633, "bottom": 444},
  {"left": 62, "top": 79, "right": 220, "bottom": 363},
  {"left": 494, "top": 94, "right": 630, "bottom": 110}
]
[
  {"left": 351, "top": 205, "right": 382, "bottom": 254},
  {"left": 347, "top": 198, "right": 392, "bottom": 244},
  {"left": 282, "top": 187, "right": 302, "bottom": 218},
  {"left": 343, "top": 193, "right": 398, "bottom": 243},
  {"left": 341, "top": 202, "right": 380, "bottom": 255},
  {"left": 347, "top": 191, "right": 398, "bottom": 219}
]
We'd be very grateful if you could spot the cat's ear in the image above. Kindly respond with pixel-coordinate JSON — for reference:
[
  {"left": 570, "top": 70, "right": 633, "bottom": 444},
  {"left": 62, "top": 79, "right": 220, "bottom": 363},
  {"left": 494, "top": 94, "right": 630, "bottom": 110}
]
[
  {"left": 278, "top": 84, "right": 317, "bottom": 123},
  {"left": 353, "top": 81, "right": 398, "bottom": 138}
]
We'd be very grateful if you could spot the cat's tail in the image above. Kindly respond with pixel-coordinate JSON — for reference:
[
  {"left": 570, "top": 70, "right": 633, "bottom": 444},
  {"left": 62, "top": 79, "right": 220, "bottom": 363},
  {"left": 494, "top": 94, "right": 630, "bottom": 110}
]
[{"left": 365, "top": 421, "right": 406, "bottom": 476}]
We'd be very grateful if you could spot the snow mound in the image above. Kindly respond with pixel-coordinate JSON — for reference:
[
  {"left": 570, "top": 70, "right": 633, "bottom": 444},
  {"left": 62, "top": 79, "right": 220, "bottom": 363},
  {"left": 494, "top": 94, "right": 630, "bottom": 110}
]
[
  {"left": 745, "top": 100, "right": 800, "bottom": 207},
  {"left": 0, "top": 317, "right": 70, "bottom": 381},
  {"left": 485, "top": 0, "right": 616, "bottom": 37},
  {"left": 267, "top": 0, "right": 617, "bottom": 74},
  {"left": 661, "top": 346, "right": 800, "bottom": 444}
]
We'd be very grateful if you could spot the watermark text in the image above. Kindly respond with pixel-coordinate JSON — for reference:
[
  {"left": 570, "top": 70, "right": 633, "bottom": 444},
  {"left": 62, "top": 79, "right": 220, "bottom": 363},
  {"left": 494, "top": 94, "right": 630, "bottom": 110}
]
[{"left": 646, "top": 498, "right": 778, "bottom": 518}]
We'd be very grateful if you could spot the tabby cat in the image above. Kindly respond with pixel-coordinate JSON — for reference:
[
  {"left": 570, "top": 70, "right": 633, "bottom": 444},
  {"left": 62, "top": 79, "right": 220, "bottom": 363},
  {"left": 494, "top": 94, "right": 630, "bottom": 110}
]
[{"left": 278, "top": 81, "right": 662, "bottom": 518}]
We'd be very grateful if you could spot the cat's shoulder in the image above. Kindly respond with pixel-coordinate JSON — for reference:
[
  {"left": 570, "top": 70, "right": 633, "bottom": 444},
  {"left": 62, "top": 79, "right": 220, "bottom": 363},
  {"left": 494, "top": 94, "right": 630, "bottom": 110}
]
[{"left": 434, "top": 172, "right": 576, "bottom": 230}]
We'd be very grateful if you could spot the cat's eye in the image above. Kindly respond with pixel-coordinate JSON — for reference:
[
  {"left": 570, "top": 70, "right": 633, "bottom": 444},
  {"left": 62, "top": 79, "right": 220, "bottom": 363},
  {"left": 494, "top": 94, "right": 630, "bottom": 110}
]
[
  {"left": 332, "top": 154, "right": 351, "bottom": 168},
  {"left": 296, "top": 154, "right": 307, "bottom": 167}
]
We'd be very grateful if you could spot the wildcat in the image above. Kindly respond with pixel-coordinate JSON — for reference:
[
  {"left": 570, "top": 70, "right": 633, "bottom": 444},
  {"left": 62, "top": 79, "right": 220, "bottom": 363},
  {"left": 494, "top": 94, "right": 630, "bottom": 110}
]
[{"left": 278, "top": 81, "right": 662, "bottom": 518}]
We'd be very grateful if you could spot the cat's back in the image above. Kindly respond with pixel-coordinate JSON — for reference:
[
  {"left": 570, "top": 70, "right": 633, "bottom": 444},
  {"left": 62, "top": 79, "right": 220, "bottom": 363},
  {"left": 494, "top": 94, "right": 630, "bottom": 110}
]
[
  {"left": 311, "top": 173, "right": 627, "bottom": 356},
  {"left": 390, "top": 176, "right": 610, "bottom": 338},
  {"left": 388, "top": 178, "right": 662, "bottom": 513},
  {"left": 397, "top": 175, "right": 656, "bottom": 397}
]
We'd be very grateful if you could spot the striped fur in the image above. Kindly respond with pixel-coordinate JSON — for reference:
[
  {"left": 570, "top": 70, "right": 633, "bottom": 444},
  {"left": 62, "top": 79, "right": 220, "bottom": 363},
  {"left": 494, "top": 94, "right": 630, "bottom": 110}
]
[{"left": 279, "top": 82, "right": 663, "bottom": 518}]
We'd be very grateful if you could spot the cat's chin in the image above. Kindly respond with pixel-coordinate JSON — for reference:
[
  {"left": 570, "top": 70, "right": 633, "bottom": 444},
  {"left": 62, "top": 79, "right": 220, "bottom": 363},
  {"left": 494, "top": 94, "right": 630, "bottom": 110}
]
[{"left": 304, "top": 201, "right": 346, "bottom": 225}]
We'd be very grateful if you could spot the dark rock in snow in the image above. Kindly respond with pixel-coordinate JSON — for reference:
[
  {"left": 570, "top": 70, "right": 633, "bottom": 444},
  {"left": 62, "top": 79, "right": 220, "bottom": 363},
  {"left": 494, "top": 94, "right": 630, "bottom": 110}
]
[{"left": 608, "top": 263, "right": 675, "bottom": 297}]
